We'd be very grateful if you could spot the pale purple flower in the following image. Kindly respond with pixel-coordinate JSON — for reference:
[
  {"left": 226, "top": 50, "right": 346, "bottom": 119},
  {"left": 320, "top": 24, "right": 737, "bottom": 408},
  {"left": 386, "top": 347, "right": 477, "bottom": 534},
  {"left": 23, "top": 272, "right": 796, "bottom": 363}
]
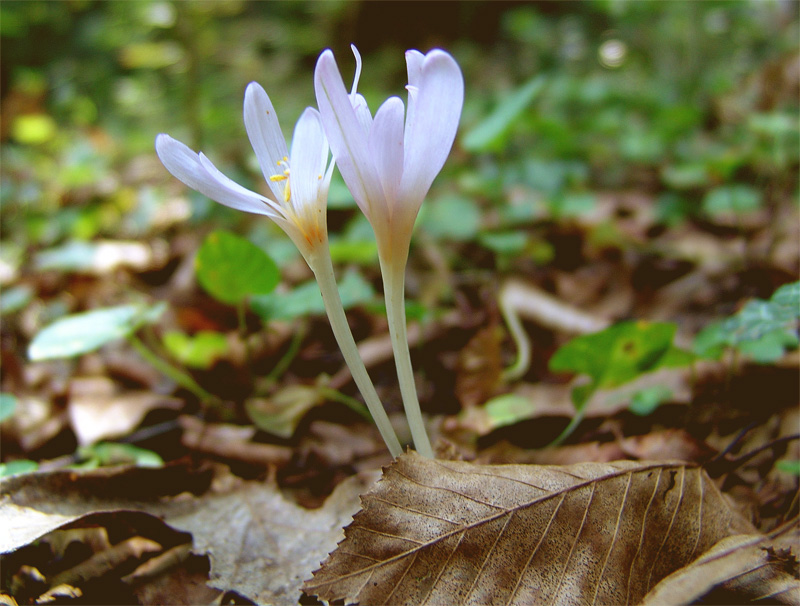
[
  {"left": 155, "top": 83, "right": 333, "bottom": 260},
  {"left": 314, "top": 46, "right": 464, "bottom": 263}
]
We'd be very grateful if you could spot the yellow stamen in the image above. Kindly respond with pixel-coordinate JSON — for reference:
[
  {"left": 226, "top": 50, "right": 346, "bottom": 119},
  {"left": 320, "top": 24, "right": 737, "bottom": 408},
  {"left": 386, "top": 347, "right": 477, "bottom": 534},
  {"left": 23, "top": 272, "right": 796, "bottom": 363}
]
[{"left": 270, "top": 157, "right": 291, "bottom": 201}]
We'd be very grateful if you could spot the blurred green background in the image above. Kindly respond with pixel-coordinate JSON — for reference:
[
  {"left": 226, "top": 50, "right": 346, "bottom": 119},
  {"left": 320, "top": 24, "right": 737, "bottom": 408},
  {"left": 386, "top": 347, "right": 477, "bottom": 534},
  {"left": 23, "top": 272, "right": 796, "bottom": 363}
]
[{"left": 1, "top": 0, "right": 798, "bottom": 304}]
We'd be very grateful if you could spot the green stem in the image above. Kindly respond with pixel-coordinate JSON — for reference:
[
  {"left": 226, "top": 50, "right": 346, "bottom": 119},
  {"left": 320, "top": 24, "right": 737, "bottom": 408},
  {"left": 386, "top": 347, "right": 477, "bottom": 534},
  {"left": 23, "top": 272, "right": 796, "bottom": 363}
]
[
  {"left": 128, "top": 335, "right": 218, "bottom": 404},
  {"left": 308, "top": 249, "right": 402, "bottom": 458},
  {"left": 262, "top": 321, "right": 306, "bottom": 389},
  {"left": 380, "top": 255, "right": 434, "bottom": 458},
  {"left": 318, "top": 386, "right": 372, "bottom": 422}
]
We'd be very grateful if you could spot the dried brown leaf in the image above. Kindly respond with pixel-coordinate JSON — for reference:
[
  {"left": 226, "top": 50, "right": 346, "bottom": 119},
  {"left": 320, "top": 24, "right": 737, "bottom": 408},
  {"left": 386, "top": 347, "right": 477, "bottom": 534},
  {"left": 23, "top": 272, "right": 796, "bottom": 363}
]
[
  {"left": 1, "top": 464, "right": 376, "bottom": 605},
  {"left": 68, "top": 376, "right": 181, "bottom": 446},
  {"left": 642, "top": 519, "right": 800, "bottom": 604},
  {"left": 305, "top": 452, "right": 755, "bottom": 606}
]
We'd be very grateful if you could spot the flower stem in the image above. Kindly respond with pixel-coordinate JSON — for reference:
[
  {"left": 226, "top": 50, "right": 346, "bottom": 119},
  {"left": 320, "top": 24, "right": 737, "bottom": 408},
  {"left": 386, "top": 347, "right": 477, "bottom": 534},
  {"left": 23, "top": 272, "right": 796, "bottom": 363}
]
[
  {"left": 308, "top": 249, "right": 403, "bottom": 458},
  {"left": 380, "top": 257, "right": 434, "bottom": 458}
]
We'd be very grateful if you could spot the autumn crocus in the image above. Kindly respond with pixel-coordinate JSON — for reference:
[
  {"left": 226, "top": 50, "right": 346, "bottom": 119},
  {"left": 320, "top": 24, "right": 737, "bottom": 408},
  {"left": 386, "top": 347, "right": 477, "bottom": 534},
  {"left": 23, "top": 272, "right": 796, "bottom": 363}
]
[
  {"left": 155, "top": 82, "right": 402, "bottom": 457},
  {"left": 315, "top": 47, "right": 464, "bottom": 457}
]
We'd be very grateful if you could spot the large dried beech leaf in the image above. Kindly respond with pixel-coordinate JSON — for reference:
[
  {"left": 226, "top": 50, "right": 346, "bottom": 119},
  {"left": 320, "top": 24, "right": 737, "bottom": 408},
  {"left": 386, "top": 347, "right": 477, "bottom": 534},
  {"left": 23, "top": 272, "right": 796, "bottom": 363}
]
[{"left": 305, "top": 452, "right": 755, "bottom": 606}]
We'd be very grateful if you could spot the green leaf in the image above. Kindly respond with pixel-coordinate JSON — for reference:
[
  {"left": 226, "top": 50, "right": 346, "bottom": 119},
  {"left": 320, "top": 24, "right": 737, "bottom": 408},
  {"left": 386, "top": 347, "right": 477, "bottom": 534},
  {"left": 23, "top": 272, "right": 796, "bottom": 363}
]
[
  {"left": 550, "top": 321, "right": 684, "bottom": 390},
  {"left": 551, "top": 192, "right": 596, "bottom": 219},
  {"left": 0, "top": 285, "right": 33, "bottom": 315},
  {"left": 629, "top": 385, "right": 673, "bottom": 416},
  {"left": 776, "top": 460, "right": 800, "bottom": 476},
  {"left": 737, "top": 330, "right": 799, "bottom": 364},
  {"left": 251, "top": 270, "right": 374, "bottom": 322},
  {"left": 421, "top": 195, "right": 481, "bottom": 241},
  {"left": 245, "top": 384, "right": 325, "bottom": 438},
  {"left": 328, "top": 239, "right": 378, "bottom": 265},
  {"left": 481, "top": 394, "right": 537, "bottom": 431},
  {"left": 28, "top": 303, "right": 166, "bottom": 361},
  {"left": 0, "top": 460, "right": 38, "bottom": 477},
  {"left": 163, "top": 330, "right": 229, "bottom": 369},
  {"left": 463, "top": 75, "right": 546, "bottom": 152},
  {"left": 702, "top": 185, "right": 762, "bottom": 216},
  {"left": 0, "top": 393, "right": 17, "bottom": 423},
  {"left": 477, "top": 231, "right": 528, "bottom": 256},
  {"left": 693, "top": 282, "right": 800, "bottom": 361},
  {"left": 661, "top": 164, "right": 710, "bottom": 189},
  {"left": 11, "top": 113, "right": 57, "bottom": 145},
  {"left": 196, "top": 231, "right": 280, "bottom": 305},
  {"left": 76, "top": 442, "right": 163, "bottom": 468}
]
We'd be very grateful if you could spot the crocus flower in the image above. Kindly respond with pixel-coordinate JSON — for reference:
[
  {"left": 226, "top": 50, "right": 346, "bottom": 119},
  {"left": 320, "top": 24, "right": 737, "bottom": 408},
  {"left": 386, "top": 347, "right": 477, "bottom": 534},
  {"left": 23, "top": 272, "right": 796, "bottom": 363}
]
[
  {"left": 314, "top": 46, "right": 463, "bottom": 265},
  {"left": 314, "top": 47, "right": 464, "bottom": 457},
  {"left": 155, "top": 82, "right": 402, "bottom": 458},
  {"left": 156, "top": 83, "right": 332, "bottom": 263}
]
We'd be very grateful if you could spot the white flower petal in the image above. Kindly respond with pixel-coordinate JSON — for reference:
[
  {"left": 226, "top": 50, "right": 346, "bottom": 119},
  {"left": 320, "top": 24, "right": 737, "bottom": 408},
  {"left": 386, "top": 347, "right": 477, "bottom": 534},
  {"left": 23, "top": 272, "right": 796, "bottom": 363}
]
[
  {"left": 289, "top": 108, "right": 329, "bottom": 215},
  {"left": 405, "top": 50, "right": 425, "bottom": 87},
  {"left": 155, "top": 134, "right": 280, "bottom": 218},
  {"left": 369, "top": 96, "right": 405, "bottom": 207},
  {"left": 400, "top": 50, "right": 463, "bottom": 208},
  {"left": 243, "top": 82, "right": 288, "bottom": 202},
  {"left": 405, "top": 49, "right": 425, "bottom": 130},
  {"left": 314, "top": 49, "right": 384, "bottom": 221},
  {"left": 351, "top": 93, "right": 374, "bottom": 136}
]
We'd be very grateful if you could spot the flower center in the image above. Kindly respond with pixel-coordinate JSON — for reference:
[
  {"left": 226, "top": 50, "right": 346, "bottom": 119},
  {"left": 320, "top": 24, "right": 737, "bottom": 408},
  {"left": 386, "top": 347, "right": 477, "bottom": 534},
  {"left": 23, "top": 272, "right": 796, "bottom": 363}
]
[{"left": 269, "top": 156, "right": 291, "bottom": 203}]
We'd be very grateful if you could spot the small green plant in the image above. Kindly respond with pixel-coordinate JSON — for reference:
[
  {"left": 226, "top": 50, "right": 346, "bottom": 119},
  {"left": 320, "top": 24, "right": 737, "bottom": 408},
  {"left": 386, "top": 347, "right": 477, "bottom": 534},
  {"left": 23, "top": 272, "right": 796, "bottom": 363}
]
[
  {"left": 694, "top": 281, "right": 800, "bottom": 364},
  {"left": 548, "top": 321, "right": 693, "bottom": 444}
]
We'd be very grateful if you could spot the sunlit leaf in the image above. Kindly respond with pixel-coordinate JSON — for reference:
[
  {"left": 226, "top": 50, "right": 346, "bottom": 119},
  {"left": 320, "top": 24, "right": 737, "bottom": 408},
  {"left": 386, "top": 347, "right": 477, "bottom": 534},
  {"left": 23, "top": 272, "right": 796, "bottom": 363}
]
[
  {"left": 482, "top": 393, "right": 537, "bottom": 430},
  {"left": 28, "top": 303, "right": 166, "bottom": 361},
  {"left": 162, "top": 330, "right": 229, "bottom": 369},
  {"left": 119, "top": 41, "right": 183, "bottom": 69},
  {"left": 11, "top": 113, "right": 57, "bottom": 145},
  {"left": 195, "top": 231, "right": 280, "bottom": 305},
  {"left": 549, "top": 321, "right": 685, "bottom": 390}
]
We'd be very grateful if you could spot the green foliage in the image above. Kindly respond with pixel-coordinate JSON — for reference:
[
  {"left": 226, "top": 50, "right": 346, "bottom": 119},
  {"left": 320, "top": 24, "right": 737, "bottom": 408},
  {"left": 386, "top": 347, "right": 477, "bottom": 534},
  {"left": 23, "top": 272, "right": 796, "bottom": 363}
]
[
  {"left": 462, "top": 75, "right": 546, "bottom": 153},
  {"left": 776, "top": 460, "right": 800, "bottom": 476},
  {"left": 550, "top": 321, "right": 692, "bottom": 410},
  {"left": 420, "top": 195, "right": 482, "bottom": 241},
  {"left": 479, "top": 393, "right": 537, "bottom": 432},
  {"left": 0, "top": 393, "right": 17, "bottom": 423},
  {"left": 694, "top": 282, "right": 800, "bottom": 363},
  {"left": 163, "top": 330, "right": 229, "bottom": 369},
  {"left": 702, "top": 185, "right": 763, "bottom": 217},
  {"left": 328, "top": 215, "right": 378, "bottom": 265},
  {"left": 195, "top": 231, "right": 280, "bottom": 305},
  {"left": 28, "top": 302, "right": 166, "bottom": 361},
  {"left": 0, "top": 460, "right": 39, "bottom": 477},
  {"left": 629, "top": 386, "right": 674, "bottom": 417},
  {"left": 0, "top": 286, "right": 33, "bottom": 316},
  {"left": 75, "top": 443, "right": 164, "bottom": 469},
  {"left": 251, "top": 270, "right": 374, "bottom": 322}
]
